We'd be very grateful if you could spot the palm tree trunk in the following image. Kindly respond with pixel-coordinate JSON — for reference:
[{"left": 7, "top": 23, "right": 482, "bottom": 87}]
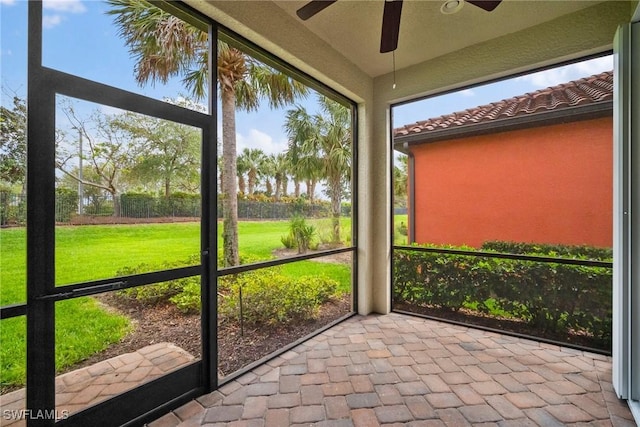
[
  {"left": 266, "top": 179, "right": 273, "bottom": 196},
  {"left": 238, "top": 175, "right": 246, "bottom": 195},
  {"left": 248, "top": 170, "right": 256, "bottom": 195},
  {"left": 221, "top": 89, "right": 240, "bottom": 266},
  {"left": 294, "top": 180, "right": 300, "bottom": 198},
  {"left": 274, "top": 177, "right": 282, "bottom": 200},
  {"left": 329, "top": 176, "right": 341, "bottom": 243}
]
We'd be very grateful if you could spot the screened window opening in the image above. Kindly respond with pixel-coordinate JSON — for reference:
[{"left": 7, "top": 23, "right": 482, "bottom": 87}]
[
  {"left": 391, "top": 55, "right": 614, "bottom": 354},
  {"left": 215, "top": 30, "right": 356, "bottom": 381}
]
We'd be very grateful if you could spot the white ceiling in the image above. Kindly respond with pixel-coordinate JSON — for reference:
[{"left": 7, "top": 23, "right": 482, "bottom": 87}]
[{"left": 272, "top": 0, "right": 607, "bottom": 77}]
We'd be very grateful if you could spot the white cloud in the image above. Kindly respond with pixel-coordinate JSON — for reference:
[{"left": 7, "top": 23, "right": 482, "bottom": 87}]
[
  {"left": 42, "top": 14, "right": 63, "bottom": 29},
  {"left": 236, "top": 129, "right": 287, "bottom": 155},
  {"left": 460, "top": 89, "right": 475, "bottom": 97},
  {"left": 517, "top": 56, "right": 613, "bottom": 88},
  {"left": 574, "top": 56, "right": 614, "bottom": 75},
  {"left": 43, "top": 0, "right": 86, "bottom": 13},
  {"left": 0, "top": 0, "right": 17, "bottom": 5}
]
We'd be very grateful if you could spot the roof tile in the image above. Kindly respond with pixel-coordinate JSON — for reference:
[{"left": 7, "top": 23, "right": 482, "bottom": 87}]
[{"left": 394, "top": 71, "right": 613, "bottom": 137}]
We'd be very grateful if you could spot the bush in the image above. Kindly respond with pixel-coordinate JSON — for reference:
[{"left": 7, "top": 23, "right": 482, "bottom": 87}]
[
  {"left": 157, "top": 192, "right": 200, "bottom": 217},
  {"left": 281, "top": 233, "right": 296, "bottom": 249},
  {"left": 281, "top": 216, "right": 317, "bottom": 254},
  {"left": 115, "top": 255, "right": 199, "bottom": 304},
  {"left": 481, "top": 241, "right": 612, "bottom": 260},
  {"left": 55, "top": 188, "right": 78, "bottom": 222},
  {"left": 169, "top": 278, "right": 201, "bottom": 313},
  {"left": 218, "top": 269, "right": 338, "bottom": 325},
  {"left": 393, "top": 242, "right": 612, "bottom": 348},
  {"left": 397, "top": 222, "right": 408, "bottom": 236},
  {"left": 0, "top": 191, "right": 26, "bottom": 226},
  {"left": 291, "top": 216, "right": 316, "bottom": 254},
  {"left": 120, "top": 193, "right": 156, "bottom": 218},
  {"left": 115, "top": 253, "right": 341, "bottom": 326}
]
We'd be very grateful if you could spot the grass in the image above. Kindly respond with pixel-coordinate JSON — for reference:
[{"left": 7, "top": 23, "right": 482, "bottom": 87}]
[
  {"left": 0, "top": 217, "right": 354, "bottom": 388},
  {"left": 0, "top": 299, "right": 131, "bottom": 389}
]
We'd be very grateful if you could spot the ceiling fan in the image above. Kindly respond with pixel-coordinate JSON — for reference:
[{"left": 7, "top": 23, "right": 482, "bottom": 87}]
[{"left": 296, "top": 0, "right": 503, "bottom": 53}]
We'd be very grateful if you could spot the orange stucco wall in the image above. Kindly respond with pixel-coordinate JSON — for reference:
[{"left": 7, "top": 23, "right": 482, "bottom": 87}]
[{"left": 407, "top": 117, "right": 613, "bottom": 248}]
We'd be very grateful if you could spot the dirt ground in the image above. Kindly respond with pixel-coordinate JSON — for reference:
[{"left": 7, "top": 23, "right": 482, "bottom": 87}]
[
  {"left": 73, "top": 293, "right": 351, "bottom": 379},
  {"left": 70, "top": 248, "right": 353, "bottom": 376}
]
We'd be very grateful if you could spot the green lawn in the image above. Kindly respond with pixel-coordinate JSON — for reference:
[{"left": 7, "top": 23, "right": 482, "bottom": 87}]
[
  {"left": 394, "top": 214, "right": 408, "bottom": 245},
  {"left": 0, "top": 218, "right": 353, "bottom": 387}
]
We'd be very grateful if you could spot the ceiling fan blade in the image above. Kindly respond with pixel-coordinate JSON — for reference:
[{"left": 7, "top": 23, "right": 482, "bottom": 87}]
[
  {"left": 466, "top": 1, "right": 502, "bottom": 12},
  {"left": 380, "top": 0, "right": 403, "bottom": 53},
  {"left": 296, "top": 0, "right": 338, "bottom": 20}
]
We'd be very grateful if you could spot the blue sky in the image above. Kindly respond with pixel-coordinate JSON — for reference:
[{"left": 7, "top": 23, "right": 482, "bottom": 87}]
[
  {"left": 393, "top": 55, "right": 613, "bottom": 129},
  {"left": 1, "top": 0, "right": 613, "bottom": 158}
]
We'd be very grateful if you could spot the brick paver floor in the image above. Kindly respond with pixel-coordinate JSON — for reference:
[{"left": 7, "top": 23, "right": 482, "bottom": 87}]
[
  {"left": 0, "top": 342, "right": 194, "bottom": 427},
  {"left": 148, "top": 313, "right": 636, "bottom": 427}
]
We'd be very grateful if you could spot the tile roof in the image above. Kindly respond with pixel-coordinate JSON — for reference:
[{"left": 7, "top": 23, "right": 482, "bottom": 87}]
[{"left": 394, "top": 70, "right": 613, "bottom": 139}]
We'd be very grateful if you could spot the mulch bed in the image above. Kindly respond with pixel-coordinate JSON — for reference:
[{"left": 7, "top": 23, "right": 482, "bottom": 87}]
[{"left": 69, "top": 293, "right": 351, "bottom": 379}]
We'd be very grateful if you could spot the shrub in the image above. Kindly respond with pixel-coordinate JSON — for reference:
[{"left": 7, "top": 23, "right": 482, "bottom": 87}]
[
  {"left": 115, "top": 255, "right": 199, "bottom": 304},
  {"left": 288, "top": 216, "right": 316, "bottom": 254},
  {"left": 218, "top": 269, "right": 338, "bottom": 325},
  {"left": 393, "top": 242, "right": 612, "bottom": 349},
  {"left": 55, "top": 188, "right": 78, "bottom": 222},
  {"left": 481, "top": 241, "right": 612, "bottom": 260},
  {"left": 120, "top": 193, "right": 156, "bottom": 218},
  {"left": 169, "top": 277, "right": 201, "bottom": 313},
  {"left": 281, "top": 233, "right": 296, "bottom": 249},
  {"left": 115, "top": 254, "right": 341, "bottom": 327}
]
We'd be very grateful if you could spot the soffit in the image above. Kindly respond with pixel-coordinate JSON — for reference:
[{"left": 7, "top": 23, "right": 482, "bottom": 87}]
[{"left": 271, "top": 0, "right": 608, "bottom": 77}]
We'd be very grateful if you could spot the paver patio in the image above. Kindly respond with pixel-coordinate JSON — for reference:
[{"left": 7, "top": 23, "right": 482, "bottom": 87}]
[
  {"left": 0, "top": 342, "right": 195, "bottom": 427},
  {"left": 1, "top": 314, "right": 636, "bottom": 426},
  {"left": 148, "top": 313, "right": 636, "bottom": 427}
]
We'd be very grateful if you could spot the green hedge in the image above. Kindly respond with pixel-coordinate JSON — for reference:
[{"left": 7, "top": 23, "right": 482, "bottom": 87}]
[
  {"left": 481, "top": 241, "right": 612, "bottom": 260},
  {"left": 120, "top": 192, "right": 200, "bottom": 218},
  {"left": 393, "top": 243, "right": 612, "bottom": 349},
  {"left": 55, "top": 188, "right": 78, "bottom": 222},
  {"left": 115, "top": 255, "right": 339, "bottom": 324}
]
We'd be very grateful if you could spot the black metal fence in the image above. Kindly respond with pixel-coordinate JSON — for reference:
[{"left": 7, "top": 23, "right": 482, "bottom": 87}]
[{"left": 0, "top": 192, "right": 349, "bottom": 225}]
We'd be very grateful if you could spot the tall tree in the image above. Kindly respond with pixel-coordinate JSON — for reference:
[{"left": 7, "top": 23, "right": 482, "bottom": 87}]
[
  {"left": 236, "top": 153, "right": 249, "bottom": 195},
  {"left": 271, "top": 153, "right": 289, "bottom": 201},
  {"left": 285, "top": 96, "right": 351, "bottom": 242},
  {"left": 111, "top": 107, "right": 200, "bottom": 197},
  {"left": 261, "top": 154, "right": 276, "bottom": 197},
  {"left": 56, "top": 104, "right": 135, "bottom": 216},
  {"left": 284, "top": 112, "right": 323, "bottom": 202},
  {"left": 238, "top": 148, "right": 266, "bottom": 195},
  {"left": 393, "top": 154, "right": 408, "bottom": 207},
  {"left": 107, "top": 0, "right": 307, "bottom": 266},
  {"left": 0, "top": 96, "right": 27, "bottom": 190}
]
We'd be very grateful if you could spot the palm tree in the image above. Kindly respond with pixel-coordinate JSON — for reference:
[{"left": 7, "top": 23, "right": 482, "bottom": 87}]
[
  {"left": 285, "top": 114, "right": 323, "bottom": 202},
  {"left": 236, "top": 152, "right": 249, "bottom": 195},
  {"left": 260, "top": 154, "right": 276, "bottom": 197},
  {"left": 107, "top": 0, "right": 307, "bottom": 266},
  {"left": 393, "top": 154, "right": 408, "bottom": 207},
  {"left": 284, "top": 96, "right": 351, "bottom": 243},
  {"left": 239, "top": 148, "right": 266, "bottom": 195},
  {"left": 271, "top": 153, "right": 289, "bottom": 201}
]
